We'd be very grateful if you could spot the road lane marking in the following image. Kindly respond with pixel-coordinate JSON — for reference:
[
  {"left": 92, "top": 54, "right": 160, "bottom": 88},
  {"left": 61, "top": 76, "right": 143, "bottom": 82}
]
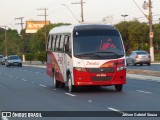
[
  {"left": 88, "top": 100, "right": 92, "bottom": 103},
  {"left": 36, "top": 72, "right": 40, "bottom": 73},
  {"left": 108, "top": 107, "right": 121, "bottom": 112},
  {"left": 31, "top": 82, "right": 34, "bottom": 83},
  {"left": 65, "top": 93, "right": 76, "bottom": 97},
  {"left": 38, "top": 84, "right": 47, "bottom": 87},
  {"left": 1, "top": 116, "right": 9, "bottom": 120},
  {"left": 53, "top": 89, "right": 56, "bottom": 90},
  {"left": 137, "top": 90, "right": 152, "bottom": 94},
  {"left": 22, "top": 79, "right": 27, "bottom": 82},
  {"left": 108, "top": 107, "right": 124, "bottom": 114},
  {"left": 9, "top": 75, "right": 13, "bottom": 77},
  {"left": 16, "top": 77, "right": 19, "bottom": 79}
]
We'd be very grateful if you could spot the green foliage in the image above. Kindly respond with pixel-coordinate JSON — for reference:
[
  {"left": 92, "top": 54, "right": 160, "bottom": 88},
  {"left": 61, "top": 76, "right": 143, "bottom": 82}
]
[
  {"left": 153, "top": 24, "right": 160, "bottom": 50},
  {"left": 37, "top": 52, "right": 46, "bottom": 64},
  {"left": 29, "top": 23, "right": 70, "bottom": 53},
  {"left": 0, "top": 28, "right": 22, "bottom": 55},
  {"left": 25, "top": 53, "right": 34, "bottom": 64},
  {"left": 155, "top": 53, "right": 160, "bottom": 61},
  {"left": 115, "top": 20, "right": 149, "bottom": 53},
  {"left": 114, "top": 21, "right": 129, "bottom": 43}
]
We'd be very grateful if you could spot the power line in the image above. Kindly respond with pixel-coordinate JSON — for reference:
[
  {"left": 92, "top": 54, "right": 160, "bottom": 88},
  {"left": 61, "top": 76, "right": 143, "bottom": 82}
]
[
  {"left": 72, "top": 0, "right": 86, "bottom": 22},
  {"left": 61, "top": 4, "right": 80, "bottom": 23},
  {"left": 135, "top": 14, "right": 160, "bottom": 20}
]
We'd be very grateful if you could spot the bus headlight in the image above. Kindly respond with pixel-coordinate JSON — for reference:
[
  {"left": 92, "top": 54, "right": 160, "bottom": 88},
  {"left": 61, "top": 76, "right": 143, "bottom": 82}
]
[{"left": 74, "top": 67, "right": 86, "bottom": 72}]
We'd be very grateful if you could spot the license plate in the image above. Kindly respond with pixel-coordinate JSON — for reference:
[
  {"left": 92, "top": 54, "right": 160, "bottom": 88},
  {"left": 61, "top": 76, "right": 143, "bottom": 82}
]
[
  {"left": 142, "top": 56, "right": 147, "bottom": 58},
  {"left": 14, "top": 63, "right": 18, "bottom": 65},
  {"left": 96, "top": 74, "right": 106, "bottom": 77}
]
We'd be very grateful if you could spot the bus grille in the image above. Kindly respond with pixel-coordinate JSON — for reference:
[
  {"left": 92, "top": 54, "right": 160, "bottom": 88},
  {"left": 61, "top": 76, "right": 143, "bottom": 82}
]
[
  {"left": 91, "top": 76, "right": 112, "bottom": 81},
  {"left": 88, "top": 68, "right": 114, "bottom": 73}
]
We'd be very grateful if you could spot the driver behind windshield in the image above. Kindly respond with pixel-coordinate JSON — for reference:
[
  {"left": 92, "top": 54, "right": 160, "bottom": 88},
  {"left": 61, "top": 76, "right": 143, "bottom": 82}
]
[{"left": 100, "top": 37, "right": 115, "bottom": 51}]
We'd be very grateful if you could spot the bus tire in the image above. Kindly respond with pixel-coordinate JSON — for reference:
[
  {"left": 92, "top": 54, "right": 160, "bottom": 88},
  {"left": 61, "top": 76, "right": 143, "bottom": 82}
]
[
  {"left": 53, "top": 73, "right": 60, "bottom": 88},
  {"left": 115, "top": 84, "right": 123, "bottom": 91},
  {"left": 67, "top": 74, "right": 75, "bottom": 92}
]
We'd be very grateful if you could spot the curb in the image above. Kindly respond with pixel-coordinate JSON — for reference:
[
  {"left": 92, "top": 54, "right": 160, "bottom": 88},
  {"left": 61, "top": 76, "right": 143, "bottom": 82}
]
[
  {"left": 23, "top": 64, "right": 46, "bottom": 68},
  {"left": 127, "top": 74, "right": 160, "bottom": 82},
  {"left": 151, "top": 63, "right": 160, "bottom": 64}
]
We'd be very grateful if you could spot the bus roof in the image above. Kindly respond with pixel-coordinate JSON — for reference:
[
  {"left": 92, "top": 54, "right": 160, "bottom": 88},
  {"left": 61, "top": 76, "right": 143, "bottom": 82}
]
[{"left": 49, "top": 24, "right": 116, "bottom": 34}]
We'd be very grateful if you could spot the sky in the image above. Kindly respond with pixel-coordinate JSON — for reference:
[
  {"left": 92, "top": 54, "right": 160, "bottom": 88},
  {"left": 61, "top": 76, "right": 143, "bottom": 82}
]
[{"left": 1, "top": 0, "right": 160, "bottom": 32}]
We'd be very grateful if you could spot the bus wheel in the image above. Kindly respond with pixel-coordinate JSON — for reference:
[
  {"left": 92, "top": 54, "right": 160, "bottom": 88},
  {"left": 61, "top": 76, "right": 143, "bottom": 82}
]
[
  {"left": 67, "top": 74, "right": 75, "bottom": 92},
  {"left": 53, "top": 73, "right": 59, "bottom": 88},
  {"left": 115, "top": 84, "right": 123, "bottom": 91}
]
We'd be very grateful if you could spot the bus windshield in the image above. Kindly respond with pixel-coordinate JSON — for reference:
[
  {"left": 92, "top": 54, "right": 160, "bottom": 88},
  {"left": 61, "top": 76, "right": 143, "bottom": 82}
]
[{"left": 73, "top": 29, "right": 124, "bottom": 59}]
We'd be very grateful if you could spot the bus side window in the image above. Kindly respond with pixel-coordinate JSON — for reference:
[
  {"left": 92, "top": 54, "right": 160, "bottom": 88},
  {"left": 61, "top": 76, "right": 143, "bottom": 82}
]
[
  {"left": 47, "top": 36, "right": 51, "bottom": 50},
  {"left": 52, "top": 35, "right": 56, "bottom": 51},
  {"left": 50, "top": 36, "right": 54, "bottom": 50},
  {"left": 55, "top": 35, "right": 60, "bottom": 51},
  {"left": 59, "top": 35, "right": 64, "bottom": 52},
  {"left": 58, "top": 35, "right": 61, "bottom": 51},
  {"left": 64, "top": 35, "right": 71, "bottom": 55}
]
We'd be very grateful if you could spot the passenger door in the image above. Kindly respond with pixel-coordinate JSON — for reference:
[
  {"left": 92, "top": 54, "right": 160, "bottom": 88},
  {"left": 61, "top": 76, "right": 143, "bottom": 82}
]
[
  {"left": 58, "top": 35, "right": 65, "bottom": 82},
  {"left": 63, "top": 35, "right": 71, "bottom": 83}
]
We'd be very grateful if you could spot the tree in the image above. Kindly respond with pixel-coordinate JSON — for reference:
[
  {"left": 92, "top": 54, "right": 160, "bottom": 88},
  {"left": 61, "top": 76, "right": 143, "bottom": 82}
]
[
  {"left": 153, "top": 24, "right": 160, "bottom": 50},
  {"left": 37, "top": 52, "right": 46, "bottom": 64},
  {"left": 0, "top": 28, "right": 22, "bottom": 55},
  {"left": 29, "top": 23, "right": 70, "bottom": 53},
  {"left": 25, "top": 53, "right": 34, "bottom": 64},
  {"left": 114, "top": 21, "right": 129, "bottom": 52},
  {"left": 115, "top": 20, "right": 149, "bottom": 53}
]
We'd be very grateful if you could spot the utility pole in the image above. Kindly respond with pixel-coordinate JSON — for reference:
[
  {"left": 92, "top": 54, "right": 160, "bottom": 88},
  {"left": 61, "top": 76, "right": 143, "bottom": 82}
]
[
  {"left": 0, "top": 26, "right": 8, "bottom": 57},
  {"left": 15, "top": 17, "right": 25, "bottom": 62},
  {"left": 37, "top": 8, "right": 48, "bottom": 50},
  {"left": 72, "top": 0, "right": 85, "bottom": 23},
  {"left": 148, "top": 0, "right": 154, "bottom": 62},
  {"left": 133, "top": 0, "right": 154, "bottom": 61}
]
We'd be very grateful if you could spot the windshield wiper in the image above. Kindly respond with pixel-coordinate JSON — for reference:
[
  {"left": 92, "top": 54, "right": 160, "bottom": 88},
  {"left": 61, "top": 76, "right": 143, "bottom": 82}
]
[
  {"left": 76, "top": 52, "right": 102, "bottom": 58},
  {"left": 95, "top": 51, "right": 123, "bottom": 57}
]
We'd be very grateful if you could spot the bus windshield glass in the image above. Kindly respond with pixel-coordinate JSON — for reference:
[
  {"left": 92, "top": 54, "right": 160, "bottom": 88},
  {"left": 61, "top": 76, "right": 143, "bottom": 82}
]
[{"left": 73, "top": 29, "right": 124, "bottom": 59}]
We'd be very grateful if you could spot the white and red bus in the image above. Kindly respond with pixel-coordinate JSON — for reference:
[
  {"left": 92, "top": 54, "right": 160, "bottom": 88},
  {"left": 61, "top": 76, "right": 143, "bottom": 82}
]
[{"left": 46, "top": 24, "right": 126, "bottom": 92}]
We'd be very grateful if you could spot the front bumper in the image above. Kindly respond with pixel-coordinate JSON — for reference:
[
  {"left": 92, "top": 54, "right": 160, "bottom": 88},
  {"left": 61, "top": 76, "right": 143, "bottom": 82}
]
[{"left": 73, "top": 69, "right": 126, "bottom": 86}]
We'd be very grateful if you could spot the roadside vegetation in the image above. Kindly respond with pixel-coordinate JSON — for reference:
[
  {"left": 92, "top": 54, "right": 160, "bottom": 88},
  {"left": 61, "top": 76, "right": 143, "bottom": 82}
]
[
  {"left": 0, "top": 20, "right": 159, "bottom": 62},
  {"left": 115, "top": 20, "right": 160, "bottom": 62}
]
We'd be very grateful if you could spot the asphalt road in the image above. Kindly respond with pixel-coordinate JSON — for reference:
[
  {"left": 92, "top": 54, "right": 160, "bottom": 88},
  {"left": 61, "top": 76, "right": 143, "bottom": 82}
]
[
  {"left": 127, "top": 63, "right": 160, "bottom": 71},
  {"left": 0, "top": 65, "right": 160, "bottom": 120}
]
